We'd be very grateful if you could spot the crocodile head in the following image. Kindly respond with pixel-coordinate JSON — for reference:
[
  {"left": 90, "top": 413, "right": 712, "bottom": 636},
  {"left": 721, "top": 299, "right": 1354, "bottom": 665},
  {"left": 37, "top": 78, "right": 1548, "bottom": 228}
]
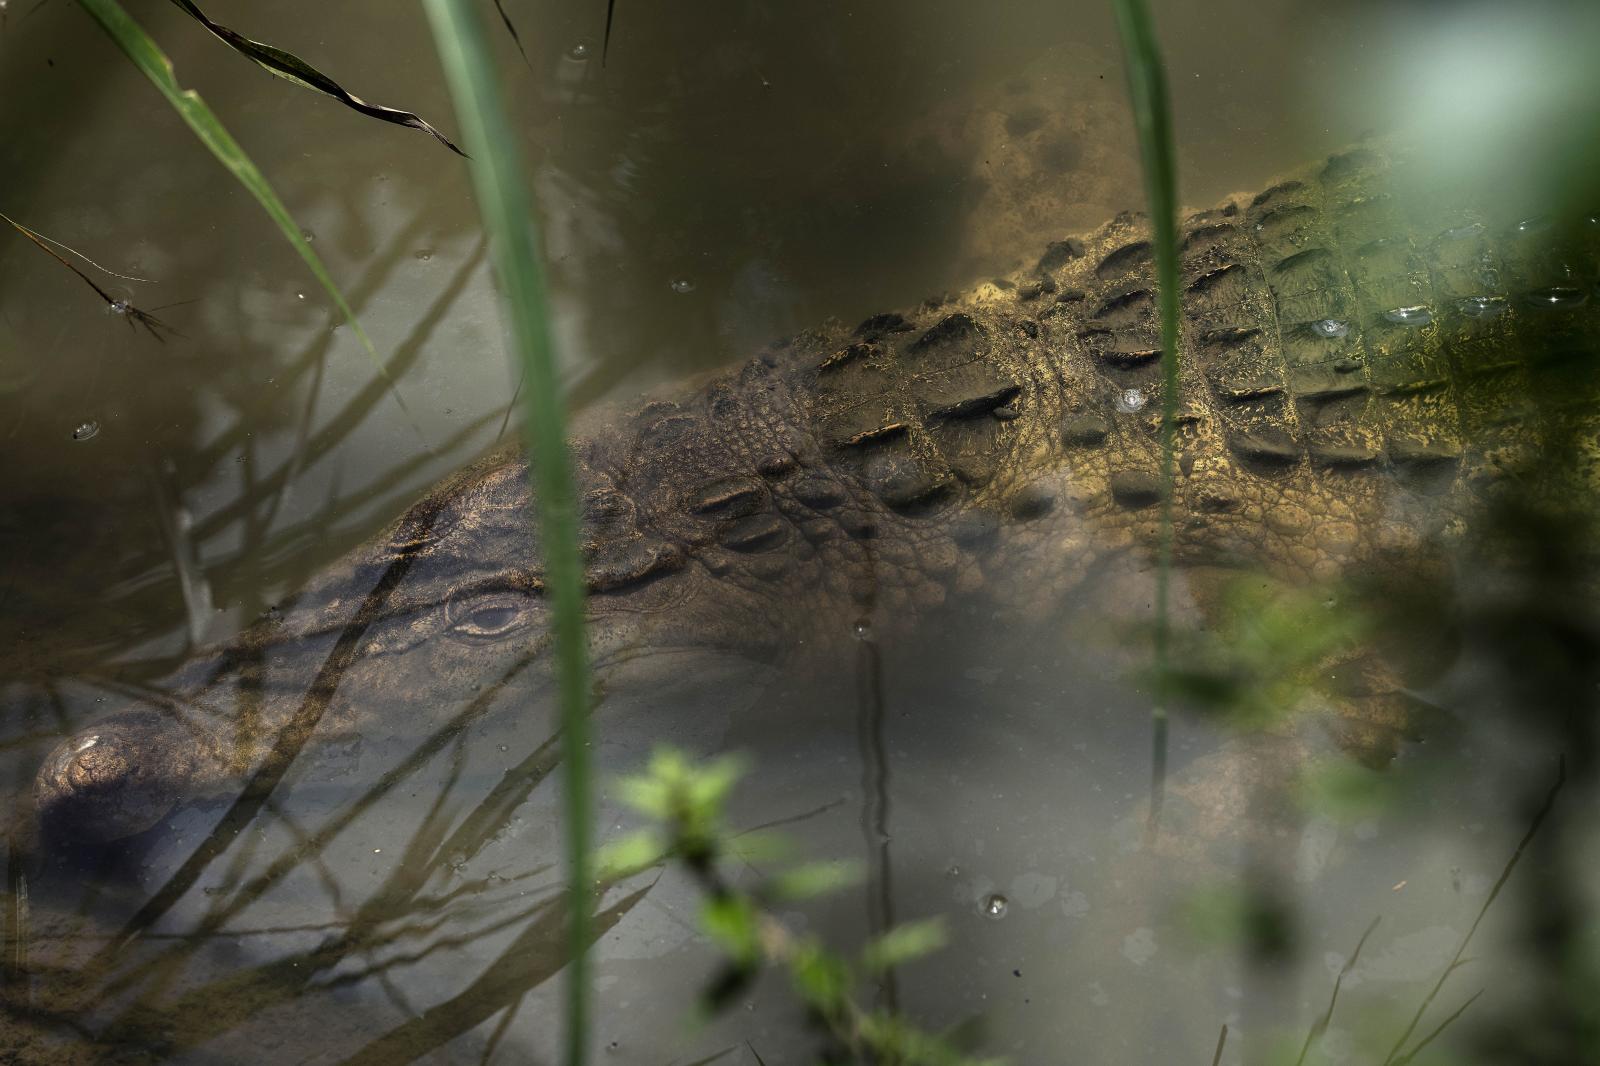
[{"left": 33, "top": 382, "right": 838, "bottom": 844}]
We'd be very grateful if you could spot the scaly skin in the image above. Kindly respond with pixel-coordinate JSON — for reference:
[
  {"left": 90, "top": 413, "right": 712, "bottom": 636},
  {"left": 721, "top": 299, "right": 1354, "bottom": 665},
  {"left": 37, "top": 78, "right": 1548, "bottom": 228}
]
[{"left": 31, "top": 144, "right": 1600, "bottom": 842}]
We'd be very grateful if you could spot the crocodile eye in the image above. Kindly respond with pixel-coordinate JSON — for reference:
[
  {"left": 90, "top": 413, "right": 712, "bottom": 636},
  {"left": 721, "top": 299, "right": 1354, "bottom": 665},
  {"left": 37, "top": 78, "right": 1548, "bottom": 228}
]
[{"left": 445, "top": 590, "right": 536, "bottom": 642}]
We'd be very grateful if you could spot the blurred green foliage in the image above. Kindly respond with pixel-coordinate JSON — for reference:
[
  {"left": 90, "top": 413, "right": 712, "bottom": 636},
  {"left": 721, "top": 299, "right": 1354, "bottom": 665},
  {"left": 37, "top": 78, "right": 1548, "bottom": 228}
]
[
  {"left": 601, "top": 748, "right": 1002, "bottom": 1066},
  {"left": 1157, "top": 577, "right": 1370, "bottom": 732}
]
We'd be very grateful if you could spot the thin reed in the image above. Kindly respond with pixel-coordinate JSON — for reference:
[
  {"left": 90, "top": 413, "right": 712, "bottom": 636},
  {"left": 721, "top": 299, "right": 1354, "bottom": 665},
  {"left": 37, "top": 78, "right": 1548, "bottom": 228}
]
[
  {"left": 421, "top": 4, "right": 596, "bottom": 1065},
  {"left": 1110, "top": 0, "right": 1182, "bottom": 829}
]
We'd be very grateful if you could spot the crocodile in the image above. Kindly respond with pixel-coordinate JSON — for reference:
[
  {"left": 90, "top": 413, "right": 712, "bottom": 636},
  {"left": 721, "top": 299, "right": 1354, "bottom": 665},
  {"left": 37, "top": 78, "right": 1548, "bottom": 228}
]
[{"left": 29, "top": 143, "right": 1600, "bottom": 845}]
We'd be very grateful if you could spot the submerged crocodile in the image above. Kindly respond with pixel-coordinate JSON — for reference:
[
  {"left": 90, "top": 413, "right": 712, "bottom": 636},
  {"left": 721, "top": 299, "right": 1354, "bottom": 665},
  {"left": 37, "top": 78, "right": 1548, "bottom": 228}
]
[{"left": 31, "top": 144, "right": 1599, "bottom": 844}]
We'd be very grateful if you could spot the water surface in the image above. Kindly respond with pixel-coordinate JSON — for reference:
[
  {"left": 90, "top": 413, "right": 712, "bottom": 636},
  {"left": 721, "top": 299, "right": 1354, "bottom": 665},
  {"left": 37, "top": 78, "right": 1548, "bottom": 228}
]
[{"left": 1, "top": 1, "right": 1596, "bottom": 1062}]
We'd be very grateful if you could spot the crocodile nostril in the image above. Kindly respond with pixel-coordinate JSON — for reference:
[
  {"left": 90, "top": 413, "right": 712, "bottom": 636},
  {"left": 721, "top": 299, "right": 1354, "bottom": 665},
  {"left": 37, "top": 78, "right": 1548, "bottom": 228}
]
[{"left": 65, "top": 735, "right": 130, "bottom": 789}]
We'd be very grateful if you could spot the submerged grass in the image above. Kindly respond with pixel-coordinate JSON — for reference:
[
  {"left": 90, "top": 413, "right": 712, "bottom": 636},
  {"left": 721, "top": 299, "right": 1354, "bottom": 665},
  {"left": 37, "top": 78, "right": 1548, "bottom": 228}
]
[
  {"left": 1110, "top": 0, "right": 1181, "bottom": 831},
  {"left": 73, "top": 0, "right": 422, "bottom": 438},
  {"left": 422, "top": 3, "right": 595, "bottom": 1065}
]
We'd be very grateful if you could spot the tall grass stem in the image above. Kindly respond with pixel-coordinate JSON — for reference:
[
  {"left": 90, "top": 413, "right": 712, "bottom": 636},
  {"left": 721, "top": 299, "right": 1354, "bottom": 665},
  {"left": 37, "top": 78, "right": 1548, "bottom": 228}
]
[
  {"left": 422, "top": 3, "right": 594, "bottom": 1063},
  {"left": 1111, "top": 0, "right": 1182, "bottom": 830}
]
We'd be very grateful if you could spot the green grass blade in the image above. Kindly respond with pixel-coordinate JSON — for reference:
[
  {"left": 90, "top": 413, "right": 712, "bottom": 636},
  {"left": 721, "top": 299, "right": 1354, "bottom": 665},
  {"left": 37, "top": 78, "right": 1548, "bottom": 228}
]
[
  {"left": 74, "top": 0, "right": 422, "bottom": 436},
  {"left": 165, "top": 0, "right": 465, "bottom": 154},
  {"left": 1110, "top": 0, "right": 1181, "bottom": 829},
  {"left": 420, "top": 3, "right": 594, "bottom": 1065}
]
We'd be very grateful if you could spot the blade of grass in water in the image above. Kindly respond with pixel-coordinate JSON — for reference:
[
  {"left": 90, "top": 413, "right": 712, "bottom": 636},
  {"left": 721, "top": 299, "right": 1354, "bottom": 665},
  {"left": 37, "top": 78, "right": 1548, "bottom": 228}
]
[
  {"left": 1110, "top": 0, "right": 1181, "bottom": 832},
  {"left": 73, "top": 0, "right": 424, "bottom": 440},
  {"left": 165, "top": 0, "right": 464, "bottom": 154},
  {"left": 421, "top": 3, "right": 594, "bottom": 1064}
]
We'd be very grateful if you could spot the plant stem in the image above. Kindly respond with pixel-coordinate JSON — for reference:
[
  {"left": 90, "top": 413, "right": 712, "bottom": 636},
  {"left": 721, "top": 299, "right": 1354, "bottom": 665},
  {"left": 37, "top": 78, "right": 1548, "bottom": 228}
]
[
  {"left": 422, "top": 4, "right": 594, "bottom": 1064},
  {"left": 1110, "top": 0, "right": 1181, "bottom": 832}
]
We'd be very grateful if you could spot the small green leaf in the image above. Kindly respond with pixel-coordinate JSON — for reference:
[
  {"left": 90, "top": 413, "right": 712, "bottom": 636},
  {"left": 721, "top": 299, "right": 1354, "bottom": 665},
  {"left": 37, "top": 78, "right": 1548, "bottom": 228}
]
[
  {"left": 687, "top": 753, "right": 749, "bottom": 813},
  {"left": 724, "top": 829, "right": 794, "bottom": 866},
  {"left": 767, "top": 859, "right": 863, "bottom": 901},
  {"left": 595, "top": 829, "right": 666, "bottom": 880},
  {"left": 860, "top": 918, "right": 948, "bottom": 973},
  {"left": 859, "top": 1011, "right": 993, "bottom": 1066},
  {"left": 1297, "top": 757, "right": 1397, "bottom": 823},
  {"left": 788, "top": 939, "right": 853, "bottom": 1015},
  {"left": 700, "top": 895, "right": 761, "bottom": 966},
  {"left": 615, "top": 774, "right": 673, "bottom": 819}
]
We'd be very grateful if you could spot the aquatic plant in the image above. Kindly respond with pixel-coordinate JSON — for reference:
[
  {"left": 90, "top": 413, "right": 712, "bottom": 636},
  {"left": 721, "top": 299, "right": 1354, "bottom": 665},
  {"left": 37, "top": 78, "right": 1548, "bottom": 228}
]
[
  {"left": 1109, "top": 0, "right": 1182, "bottom": 828},
  {"left": 422, "top": 3, "right": 597, "bottom": 1064},
  {"left": 164, "top": 0, "right": 463, "bottom": 154},
  {"left": 73, "top": 0, "right": 417, "bottom": 427},
  {"left": 600, "top": 748, "right": 1004, "bottom": 1066}
]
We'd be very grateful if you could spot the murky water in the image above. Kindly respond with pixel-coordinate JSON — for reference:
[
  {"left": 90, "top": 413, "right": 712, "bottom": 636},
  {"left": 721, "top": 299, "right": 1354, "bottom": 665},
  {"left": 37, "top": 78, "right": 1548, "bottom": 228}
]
[{"left": 2, "top": 0, "right": 1598, "bottom": 1063}]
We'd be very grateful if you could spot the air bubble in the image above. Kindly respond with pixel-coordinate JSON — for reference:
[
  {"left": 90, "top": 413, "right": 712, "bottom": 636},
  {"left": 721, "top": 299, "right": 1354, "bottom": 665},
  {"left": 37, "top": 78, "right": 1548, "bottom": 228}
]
[
  {"left": 301, "top": 230, "right": 315, "bottom": 243},
  {"left": 566, "top": 39, "right": 595, "bottom": 61},
  {"left": 71, "top": 421, "right": 100, "bottom": 441},
  {"left": 852, "top": 619, "right": 873, "bottom": 641},
  {"left": 1310, "top": 318, "right": 1349, "bottom": 339},
  {"left": 982, "top": 893, "right": 1009, "bottom": 919},
  {"left": 415, "top": 249, "right": 434, "bottom": 261},
  {"left": 1382, "top": 305, "right": 1432, "bottom": 326},
  {"left": 1114, "top": 388, "right": 1146, "bottom": 414},
  {"left": 669, "top": 277, "right": 696, "bottom": 295},
  {"left": 1457, "top": 295, "right": 1508, "bottom": 319}
]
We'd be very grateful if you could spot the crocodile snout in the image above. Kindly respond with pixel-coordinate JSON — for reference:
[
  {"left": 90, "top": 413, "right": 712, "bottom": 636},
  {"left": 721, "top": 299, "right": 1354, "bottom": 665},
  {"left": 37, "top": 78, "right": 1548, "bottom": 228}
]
[{"left": 34, "top": 710, "right": 220, "bottom": 843}]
